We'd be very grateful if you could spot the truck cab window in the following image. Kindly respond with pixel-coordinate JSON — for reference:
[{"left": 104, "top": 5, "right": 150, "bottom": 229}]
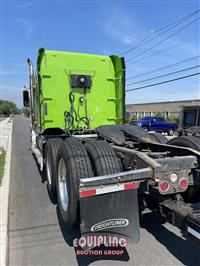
[{"left": 157, "top": 117, "right": 165, "bottom": 122}]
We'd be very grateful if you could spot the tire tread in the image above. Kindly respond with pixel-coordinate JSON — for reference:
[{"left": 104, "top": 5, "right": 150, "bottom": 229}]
[{"left": 85, "top": 140, "right": 123, "bottom": 176}]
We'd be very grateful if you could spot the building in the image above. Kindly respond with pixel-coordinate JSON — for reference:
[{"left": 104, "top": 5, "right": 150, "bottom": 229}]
[{"left": 126, "top": 99, "right": 200, "bottom": 119}]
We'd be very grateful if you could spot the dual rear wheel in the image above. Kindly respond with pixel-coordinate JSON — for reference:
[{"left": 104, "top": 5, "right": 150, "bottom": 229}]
[
  {"left": 45, "top": 138, "right": 123, "bottom": 228},
  {"left": 45, "top": 138, "right": 63, "bottom": 200}
]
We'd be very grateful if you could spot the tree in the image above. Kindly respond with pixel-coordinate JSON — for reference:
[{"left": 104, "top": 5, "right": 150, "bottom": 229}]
[
  {"left": 130, "top": 115, "right": 137, "bottom": 121},
  {"left": 166, "top": 116, "right": 176, "bottom": 122},
  {"left": 21, "top": 107, "right": 30, "bottom": 117},
  {"left": 155, "top": 112, "right": 162, "bottom": 117},
  {"left": 0, "top": 99, "right": 19, "bottom": 116}
]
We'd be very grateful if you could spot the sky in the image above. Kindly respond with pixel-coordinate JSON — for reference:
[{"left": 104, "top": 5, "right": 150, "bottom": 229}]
[{"left": 0, "top": 0, "right": 200, "bottom": 107}]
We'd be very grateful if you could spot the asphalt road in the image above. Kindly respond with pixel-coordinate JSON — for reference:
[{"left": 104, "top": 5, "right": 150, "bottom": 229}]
[{"left": 8, "top": 116, "right": 200, "bottom": 266}]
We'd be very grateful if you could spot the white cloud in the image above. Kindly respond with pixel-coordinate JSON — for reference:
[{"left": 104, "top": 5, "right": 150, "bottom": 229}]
[
  {"left": 16, "top": 2, "right": 33, "bottom": 9},
  {"left": 18, "top": 18, "right": 35, "bottom": 40},
  {"left": 103, "top": 7, "right": 141, "bottom": 46},
  {"left": 102, "top": 6, "right": 199, "bottom": 63},
  {"left": 123, "top": 36, "right": 132, "bottom": 45},
  {"left": 1, "top": 71, "right": 24, "bottom": 76},
  {"left": 1, "top": 85, "right": 22, "bottom": 91}
]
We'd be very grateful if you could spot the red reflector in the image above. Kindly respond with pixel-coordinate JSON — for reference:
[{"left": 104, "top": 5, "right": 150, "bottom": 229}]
[
  {"left": 80, "top": 189, "right": 96, "bottom": 198},
  {"left": 179, "top": 178, "right": 188, "bottom": 190},
  {"left": 124, "top": 183, "right": 139, "bottom": 190},
  {"left": 159, "top": 181, "right": 169, "bottom": 192}
]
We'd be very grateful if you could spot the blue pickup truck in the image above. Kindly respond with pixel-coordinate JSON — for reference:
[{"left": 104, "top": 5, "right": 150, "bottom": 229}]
[{"left": 130, "top": 116, "right": 177, "bottom": 136}]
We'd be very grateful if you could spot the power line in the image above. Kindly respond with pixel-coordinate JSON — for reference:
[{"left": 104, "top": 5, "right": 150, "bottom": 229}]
[
  {"left": 126, "top": 65, "right": 200, "bottom": 86},
  {"left": 118, "top": 32, "right": 153, "bottom": 56},
  {"left": 126, "top": 56, "right": 200, "bottom": 81},
  {"left": 119, "top": 9, "right": 199, "bottom": 56},
  {"left": 127, "top": 16, "right": 199, "bottom": 64},
  {"left": 155, "top": 9, "right": 199, "bottom": 32},
  {"left": 125, "top": 37, "right": 199, "bottom": 65},
  {"left": 119, "top": 9, "right": 200, "bottom": 56},
  {"left": 127, "top": 65, "right": 200, "bottom": 86},
  {"left": 127, "top": 16, "right": 200, "bottom": 64},
  {"left": 126, "top": 72, "right": 200, "bottom": 92}
]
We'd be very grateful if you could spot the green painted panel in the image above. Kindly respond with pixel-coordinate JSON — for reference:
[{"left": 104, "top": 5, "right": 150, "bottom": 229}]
[{"left": 36, "top": 48, "right": 125, "bottom": 131}]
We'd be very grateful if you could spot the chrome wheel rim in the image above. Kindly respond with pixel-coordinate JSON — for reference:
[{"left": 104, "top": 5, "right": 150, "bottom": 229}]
[
  {"left": 46, "top": 151, "right": 52, "bottom": 186},
  {"left": 58, "top": 158, "right": 68, "bottom": 211}
]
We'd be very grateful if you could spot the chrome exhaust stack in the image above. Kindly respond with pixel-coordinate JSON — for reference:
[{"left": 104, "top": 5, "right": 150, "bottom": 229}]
[{"left": 27, "top": 58, "right": 34, "bottom": 116}]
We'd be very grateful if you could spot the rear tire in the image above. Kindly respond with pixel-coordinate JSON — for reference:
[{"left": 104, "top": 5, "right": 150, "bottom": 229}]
[
  {"left": 45, "top": 138, "right": 63, "bottom": 201},
  {"left": 85, "top": 140, "right": 123, "bottom": 176},
  {"left": 56, "top": 138, "right": 93, "bottom": 228},
  {"left": 143, "top": 127, "right": 148, "bottom": 132},
  {"left": 147, "top": 133, "right": 168, "bottom": 144},
  {"left": 167, "top": 136, "right": 200, "bottom": 150},
  {"left": 167, "top": 128, "right": 174, "bottom": 136},
  {"left": 167, "top": 136, "right": 200, "bottom": 202}
]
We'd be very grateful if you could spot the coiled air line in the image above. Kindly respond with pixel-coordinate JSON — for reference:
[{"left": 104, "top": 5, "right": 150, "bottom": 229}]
[{"left": 64, "top": 75, "right": 90, "bottom": 131}]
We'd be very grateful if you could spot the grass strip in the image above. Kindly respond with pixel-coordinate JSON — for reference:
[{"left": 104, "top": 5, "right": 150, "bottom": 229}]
[{"left": 0, "top": 150, "right": 6, "bottom": 185}]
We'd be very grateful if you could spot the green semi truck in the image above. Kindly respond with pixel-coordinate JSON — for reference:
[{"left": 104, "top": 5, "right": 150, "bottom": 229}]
[{"left": 23, "top": 48, "right": 200, "bottom": 247}]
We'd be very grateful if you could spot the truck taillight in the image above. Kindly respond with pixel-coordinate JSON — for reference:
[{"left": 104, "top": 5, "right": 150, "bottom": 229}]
[
  {"left": 179, "top": 178, "right": 188, "bottom": 190},
  {"left": 170, "top": 173, "right": 178, "bottom": 183},
  {"left": 159, "top": 181, "right": 170, "bottom": 193}
]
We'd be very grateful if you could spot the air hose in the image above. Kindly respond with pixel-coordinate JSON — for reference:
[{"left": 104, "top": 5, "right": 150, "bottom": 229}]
[
  {"left": 64, "top": 111, "right": 74, "bottom": 131},
  {"left": 77, "top": 96, "right": 90, "bottom": 128},
  {"left": 64, "top": 85, "right": 90, "bottom": 131},
  {"left": 64, "top": 92, "right": 76, "bottom": 131}
]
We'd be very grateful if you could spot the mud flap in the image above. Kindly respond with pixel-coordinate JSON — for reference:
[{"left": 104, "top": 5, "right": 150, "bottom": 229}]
[
  {"left": 78, "top": 168, "right": 151, "bottom": 249},
  {"left": 79, "top": 189, "right": 139, "bottom": 246}
]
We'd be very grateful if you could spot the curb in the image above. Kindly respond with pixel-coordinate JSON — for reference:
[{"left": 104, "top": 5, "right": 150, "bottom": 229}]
[{"left": 0, "top": 118, "right": 13, "bottom": 266}]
